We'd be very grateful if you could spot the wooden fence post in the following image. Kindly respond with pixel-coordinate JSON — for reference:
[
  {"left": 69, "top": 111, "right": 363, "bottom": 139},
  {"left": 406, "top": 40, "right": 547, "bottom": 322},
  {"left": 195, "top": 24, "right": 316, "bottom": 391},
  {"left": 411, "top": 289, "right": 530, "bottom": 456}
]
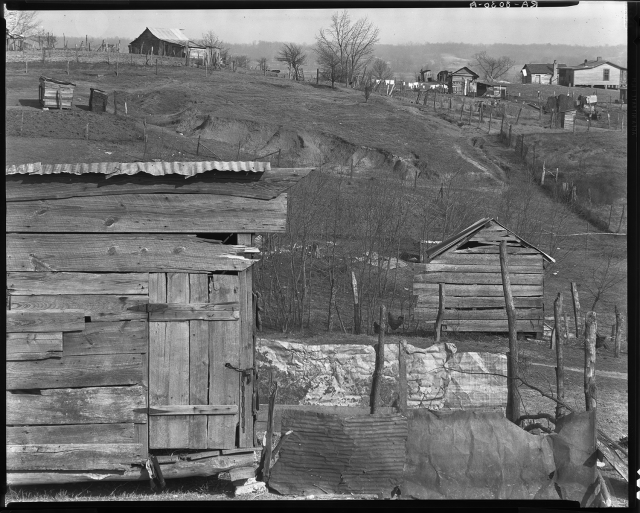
[
  {"left": 541, "top": 161, "right": 546, "bottom": 185},
  {"left": 156, "top": 58, "right": 158, "bottom": 75},
  {"left": 468, "top": 101, "right": 472, "bottom": 125},
  {"left": 196, "top": 135, "right": 200, "bottom": 156},
  {"left": 370, "top": 305, "right": 386, "bottom": 414},
  {"left": 616, "top": 204, "right": 626, "bottom": 233},
  {"left": 584, "top": 311, "right": 597, "bottom": 411},
  {"left": 262, "top": 374, "right": 277, "bottom": 484},
  {"left": 516, "top": 107, "right": 522, "bottom": 125},
  {"left": 554, "top": 293, "right": 566, "bottom": 419},
  {"left": 508, "top": 124, "right": 512, "bottom": 147},
  {"left": 570, "top": 282, "right": 582, "bottom": 339},
  {"left": 114, "top": 91, "right": 118, "bottom": 115},
  {"left": 500, "top": 241, "right": 520, "bottom": 424},
  {"left": 434, "top": 283, "right": 445, "bottom": 342},
  {"left": 398, "top": 339, "right": 408, "bottom": 415},
  {"left": 66, "top": 61, "right": 69, "bottom": 75},
  {"left": 459, "top": 100, "right": 464, "bottom": 121},
  {"left": 614, "top": 305, "right": 623, "bottom": 358},
  {"left": 488, "top": 107, "right": 492, "bottom": 133},
  {"left": 351, "top": 271, "right": 361, "bottom": 335}
]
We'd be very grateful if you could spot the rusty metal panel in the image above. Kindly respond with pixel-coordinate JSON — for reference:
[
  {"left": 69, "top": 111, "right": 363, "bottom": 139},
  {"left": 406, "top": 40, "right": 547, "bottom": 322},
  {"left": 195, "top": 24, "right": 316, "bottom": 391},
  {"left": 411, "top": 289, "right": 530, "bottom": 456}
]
[{"left": 268, "top": 410, "right": 407, "bottom": 497}]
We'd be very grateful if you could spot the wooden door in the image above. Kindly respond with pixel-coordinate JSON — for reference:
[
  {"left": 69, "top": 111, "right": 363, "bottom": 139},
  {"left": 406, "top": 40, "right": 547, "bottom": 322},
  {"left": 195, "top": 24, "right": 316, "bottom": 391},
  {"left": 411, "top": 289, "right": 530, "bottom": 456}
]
[{"left": 148, "top": 272, "right": 250, "bottom": 449}]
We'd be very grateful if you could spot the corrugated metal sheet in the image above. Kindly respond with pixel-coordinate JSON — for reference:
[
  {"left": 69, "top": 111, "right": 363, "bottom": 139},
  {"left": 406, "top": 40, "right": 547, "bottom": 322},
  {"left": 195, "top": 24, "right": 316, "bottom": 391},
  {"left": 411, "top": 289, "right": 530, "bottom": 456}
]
[
  {"left": 6, "top": 161, "right": 270, "bottom": 177},
  {"left": 269, "top": 410, "right": 407, "bottom": 496},
  {"left": 147, "top": 27, "right": 189, "bottom": 45}
]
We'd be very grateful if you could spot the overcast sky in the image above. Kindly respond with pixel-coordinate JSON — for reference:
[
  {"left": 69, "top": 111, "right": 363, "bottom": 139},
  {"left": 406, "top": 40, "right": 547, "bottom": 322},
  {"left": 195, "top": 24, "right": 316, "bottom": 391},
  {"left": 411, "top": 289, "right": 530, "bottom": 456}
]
[{"left": 33, "top": 3, "right": 627, "bottom": 46}]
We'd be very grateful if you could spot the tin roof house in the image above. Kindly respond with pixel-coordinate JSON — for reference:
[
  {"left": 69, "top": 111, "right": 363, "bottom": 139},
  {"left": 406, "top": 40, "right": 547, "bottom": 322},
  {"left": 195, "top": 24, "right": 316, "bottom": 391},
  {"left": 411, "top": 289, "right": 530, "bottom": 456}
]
[
  {"left": 557, "top": 58, "right": 627, "bottom": 89},
  {"left": 521, "top": 61, "right": 566, "bottom": 85}
]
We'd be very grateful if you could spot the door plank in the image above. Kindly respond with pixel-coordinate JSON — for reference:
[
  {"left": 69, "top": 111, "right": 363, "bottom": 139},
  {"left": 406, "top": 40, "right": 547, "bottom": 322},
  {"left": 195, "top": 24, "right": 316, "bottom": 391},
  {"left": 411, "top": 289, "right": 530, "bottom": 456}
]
[
  {"left": 238, "top": 268, "right": 254, "bottom": 448},
  {"left": 413, "top": 272, "right": 542, "bottom": 285},
  {"left": 6, "top": 332, "right": 63, "bottom": 360},
  {"left": 149, "top": 405, "right": 238, "bottom": 415},
  {"left": 63, "top": 321, "right": 147, "bottom": 356},
  {"left": 7, "top": 272, "right": 148, "bottom": 295},
  {"left": 413, "top": 283, "right": 543, "bottom": 297},
  {"left": 7, "top": 310, "right": 85, "bottom": 333},
  {"left": 189, "top": 273, "right": 209, "bottom": 448},
  {"left": 11, "top": 295, "right": 148, "bottom": 321},
  {"left": 138, "top": 302, "right": 239, "bottom": 321},
  {"left": 7, "top": 423, "right": 136, "bottom": 445}
]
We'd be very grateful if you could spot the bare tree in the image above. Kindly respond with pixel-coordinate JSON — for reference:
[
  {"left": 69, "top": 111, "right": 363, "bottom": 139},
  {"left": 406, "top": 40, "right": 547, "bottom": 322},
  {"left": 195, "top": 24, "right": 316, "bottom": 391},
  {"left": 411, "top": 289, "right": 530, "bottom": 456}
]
[
  {"left": 371, "top": 58, "right": 393, "bottom": 81},
  {"left": 471, "top": 51, "right": 515, "bottom": 82},
  {"left": 4, "top": 8, "right": 39, "bottom": 37},
  {"left": 235, "top": 54, "right": 249, "bottom": 68},
  {"left": 198, "top": 30, "right": 223, "bottom": 48},
  {"left": 314, "top": 39, "right": 341, "bottom": 88},
  {"left": 276, "top": 43, "right": 307, "bottom": 80},
  {"left": 584, "top": 251, "right": 626, "bottom": 311},
  {"left": 258, "top": 57, "right": 268, "bottom": 72}
]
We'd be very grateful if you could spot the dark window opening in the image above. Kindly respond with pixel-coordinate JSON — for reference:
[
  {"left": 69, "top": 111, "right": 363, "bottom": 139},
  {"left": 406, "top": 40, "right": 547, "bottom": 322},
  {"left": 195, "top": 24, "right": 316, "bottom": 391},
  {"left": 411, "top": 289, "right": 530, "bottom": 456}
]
[{"left": 603, "top": 69, "right": 610, "bottom": 81}]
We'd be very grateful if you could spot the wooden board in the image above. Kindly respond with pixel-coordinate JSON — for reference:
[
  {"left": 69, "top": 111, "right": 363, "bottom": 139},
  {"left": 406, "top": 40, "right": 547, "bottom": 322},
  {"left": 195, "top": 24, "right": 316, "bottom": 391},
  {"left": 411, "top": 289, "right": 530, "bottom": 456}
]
[
  {"left": 414, "top": 272, "right": 542, "bottom": 285},
  {"left": 238, "top": 267, "right": 254, "bottom": 448},
  {"left": 7, "top": 423, "right": 136, "bottom": 445},
  {"left": 6, "top": 309, "right": 85, "bottom": 333},
  {"left": 63, "top": 321, "right": 147, "bottom": 356},
  {"left": 149, "top": 405, "right": 238, "bottom": 415},
  {"left": 432, "top": 253, "right": 541, "bottom": 265},
  {"left": 7, "top": 234, "right": 256, "bottom": 272},
  {"left": 7, "top": 354, "right": 144, "bottom": 390},
  {"left": 414, "top": 307, "right": 543, "bottom": 321},
  {"left": 6, "top": 168, "right": 310, "bottom": 202},
  {"left": 11, "top": 295, "right": 148, "bottom": 321},
  {"left": 189, "top": 273, "right": 209, "bottom": 448},
  {"left": 441, "top": 319, "right": 543, "bottom": 332},
  {"left": 413, "top": 283, "right": 543, "bottom": 297},
  {"left": 7, "top": 272, "right": 149, "bottom": 295},
  {"left": 6, "top": 332, "right": 62, "bottom": 360},
  {"left": 416, "top": 263, "right": 541, "bottom": 274},
  {"left": 7, "top": 194, "right": 287, "bottom": 233},
  {"left": 7, "top": 443, "right": 143, "bottom": 471},
  {"left": 142, "top": 302, "right": 240, "bottom": 321},
  {"left": 453, "top": 246, "right": 540, "bottom": 255},
  {"left": 416, "top": 295, "right": 543, "bottom": 309},
  {"left": 7, "top": 386, "right": 147, "bottom": 425}
]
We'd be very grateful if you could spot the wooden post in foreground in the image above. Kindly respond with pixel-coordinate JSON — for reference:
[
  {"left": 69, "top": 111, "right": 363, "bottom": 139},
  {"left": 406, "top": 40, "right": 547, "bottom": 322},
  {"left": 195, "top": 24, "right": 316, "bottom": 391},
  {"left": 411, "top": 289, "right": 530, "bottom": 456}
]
[
  {"left": 614, "top": 305, "right": 623, "bottom": 358},
  {"left": 499, "top": 241, "right": 520, "bottom": 423},
  {"left": 554, "top": 293, "right": 566, "bottom": 419},
  {"left": 370, "top": 304, "right": 386, "bottom": 414},
  {"left": 351, "top": 271, "right": 361, "bottom": 335},
  {"left": 397, "top": 339, "right": 408, "bottom": 415},
  {"left": 262, "top": 374, "right": 277, "bottom": 484},
  {"left": 570, "top": 282, "right": 582, "bottom": 339},
  {"left": 434, "top": 283, "right": 445, "bottom": 342},
  {"left": 584, "top": 311, "right": 597, "bottom": 411},
  {"left": 516, "top": 107, "right": 522, "bottom": 125},
  {"left": 488, "top": 107, "right": 492, "bottom": 133}
]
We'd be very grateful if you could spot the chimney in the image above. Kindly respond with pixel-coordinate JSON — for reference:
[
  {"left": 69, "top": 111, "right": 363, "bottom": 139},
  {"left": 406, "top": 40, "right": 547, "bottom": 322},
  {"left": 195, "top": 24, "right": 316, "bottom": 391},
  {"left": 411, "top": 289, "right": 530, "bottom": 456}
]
[
  {"left": 584, "top": 59, "right": 588, "bottom": 66},
  {"left": 597, "top": 56, "right": 601, "bottom": 61},
  {"left": 552, "top": 60, "right": 558, "bottom": 84}
]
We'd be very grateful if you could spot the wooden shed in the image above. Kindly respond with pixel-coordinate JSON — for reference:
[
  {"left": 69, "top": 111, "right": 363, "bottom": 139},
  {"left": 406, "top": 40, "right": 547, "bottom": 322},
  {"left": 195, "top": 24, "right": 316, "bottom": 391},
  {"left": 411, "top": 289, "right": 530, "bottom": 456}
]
[
  {"left": 5, "top": 160, "right": 313, "bottom": 486},
  {"left": 89, "top": 88, "right": 108, "bottom": 113},
  {"left": 39, "top": 76, "right": 75, "bottom": 110},
  {"left": 414, "top": 218, "right": 554, "bottom": 336}
]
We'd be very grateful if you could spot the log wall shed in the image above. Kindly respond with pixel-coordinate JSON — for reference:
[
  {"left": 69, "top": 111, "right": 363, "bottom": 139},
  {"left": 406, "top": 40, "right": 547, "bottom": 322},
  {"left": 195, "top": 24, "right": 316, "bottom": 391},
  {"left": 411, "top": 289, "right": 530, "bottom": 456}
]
[
  {"left": 5, "top": 160, "right": 313, "bottom": 486},
  {"left": 414, "top": 218, "right": 554, "bottom": 336}
]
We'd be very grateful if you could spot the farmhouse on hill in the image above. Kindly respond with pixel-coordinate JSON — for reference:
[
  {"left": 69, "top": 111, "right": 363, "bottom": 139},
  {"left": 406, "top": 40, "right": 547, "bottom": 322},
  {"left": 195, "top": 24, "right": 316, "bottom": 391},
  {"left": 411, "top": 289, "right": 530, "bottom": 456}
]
[
  {"left": 448, "top": 67, "right": 479, "bottom": 96},
  {"left": 129, "top": 27, "right": 189, "bottom": 56},
  {"left": 6, "top": 159, "right": 313, "bottom": 486},
  {"left": 557, "top": 57, "right": 627, "bottom": 90},
  {"left": 414, "top": 218, "right": 555, "bottom": 337},
  {"left": 520, "top": 61, "right": 566, "bottom": 85}
]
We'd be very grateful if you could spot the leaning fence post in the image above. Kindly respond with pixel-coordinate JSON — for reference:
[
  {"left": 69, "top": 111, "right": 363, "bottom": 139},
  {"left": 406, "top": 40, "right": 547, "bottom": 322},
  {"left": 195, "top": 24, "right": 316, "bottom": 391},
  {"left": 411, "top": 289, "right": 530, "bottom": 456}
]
[
  {"left": 614, "top": 305, "right": 623, "bottom": 358},
  {"left": 196, "top": 135, "right": 200, "bottom": 156},
  {"left": 554, "top": 293, "right": 566, "bottom": 419},
  {"left": 434, "top": 283, "right": 445, "bottom": 342},
  {"left": 584, "top": 311, "right": 597, "bottom": 411},
  {"left": 398, "top": 339, "right": 408, "bottom": 415},
  {"left": 570, "top": 282, "right": 582, "bottom": 338},
  {"left": 261, "top": 373, "right": 277, "bottom": 484},
  {"left": 500, "top": 241, "right": 520, "bottom": 424},
  {"left": 516, "top": 107, "right": 522, "bottom": 125},
  {"left": 370, "top": 305, "right": 386, "bottom": 414}
]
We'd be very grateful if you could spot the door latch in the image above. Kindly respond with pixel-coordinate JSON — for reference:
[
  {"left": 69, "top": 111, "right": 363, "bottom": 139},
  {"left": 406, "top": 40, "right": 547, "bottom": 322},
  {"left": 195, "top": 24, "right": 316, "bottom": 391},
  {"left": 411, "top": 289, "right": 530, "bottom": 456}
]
[
  {"left": 225, "top": 363, "right": 253, "bottom": 383},
  {"left": 225, "top": 363, "right": 254, "bottom": 433}
]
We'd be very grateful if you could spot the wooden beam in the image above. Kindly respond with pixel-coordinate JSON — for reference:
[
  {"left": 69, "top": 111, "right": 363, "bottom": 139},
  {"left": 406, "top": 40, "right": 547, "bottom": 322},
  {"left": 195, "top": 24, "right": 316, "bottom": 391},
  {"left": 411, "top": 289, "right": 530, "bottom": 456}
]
[
  {"left": 500, "top": 241, "right": 520, "bottom": 424},
  {"left": 7, "top": 194, "right": 287, "bottom": 233},
  {"left": 414, "top": 307, "right": 542, "bottom": 320},
  {"left": 148, "top": 405, "right": 238, "bottom": 416},
  {"left": 413, "top": 283, "right": 543, "bottom": 297},
  {"left": 6, "top": 309, "right": 85, "bottom": 333},
  {"left": 415, "top": 296, "right": 543, "bottom": 309},
  {"left": 7, "top": 423, "right": 136, "bottom": 445},
  {"left": 414, "top": 272, "right": 541, "bottom": 285},
  {"left": 11, "top": 295, "right": 148, "bottom": 321},
  {"left": 7, "top": 443, "right": 144, "bottom": 471},
  {"left": 597, "top": 441, "right": 628, "bottom": 482},
  {"left": 6, "top": 272, "right": 149, "bottom": 295},
  {"left": 6, "top": 332, "right": 62, "bottom": 360},
  {"left": 434, "top": 284, "right": 445, "bottom": 342},
  {"left": 63, "top": 321, "right": 147, "bottom": 356},
  {"left": 7, "top": 354, "right": 144, "bottom": 390},
  {"left": 7, "top": 386, "right": 147, "bottom": 425},
  {"left": 554, "top": 293, "right": 566, "bottom": 419},
  {"left": 131, "top": 302, "right": 240, "bottom": 321},
  {"left": 433, "top": 253, "right": 541, "bottom": 265},
  {"left": 416, "top": 263, "right": 540, "bottom": 274},
  {"left": 584, "top": 311, "right": 597, "bottom": 411},
  {"left": 7, "top": 234, "right": 256, "bottom": 272},
  {"left": 440, "top": 319, "right": 542, "bottom": 332},
  {"left": 370, "top": 305, "right": 386, "bottom": 414}
]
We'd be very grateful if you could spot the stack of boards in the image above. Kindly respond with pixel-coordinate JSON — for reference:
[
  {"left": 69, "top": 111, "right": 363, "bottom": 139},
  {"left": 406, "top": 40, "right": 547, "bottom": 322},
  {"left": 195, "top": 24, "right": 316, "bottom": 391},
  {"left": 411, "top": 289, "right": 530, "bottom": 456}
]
[{"left": 39, "top": 76, "right": 75, "bottom": 110}]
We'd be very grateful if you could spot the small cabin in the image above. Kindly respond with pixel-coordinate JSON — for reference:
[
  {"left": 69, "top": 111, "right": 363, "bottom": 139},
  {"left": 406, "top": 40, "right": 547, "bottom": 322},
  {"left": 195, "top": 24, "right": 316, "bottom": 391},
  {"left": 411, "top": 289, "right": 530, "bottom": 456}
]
[
  {"left": 6, "top": 160, "right": 313, "bottom": 486},
  {"left": 39, "top": 76, "right": 76, "bottom": 110},
  {"left": 89, "top": 88, "right": 108, "bottom": 112},
  {"left": 414, "top": 218, "right": 554, "bottom": 336}
]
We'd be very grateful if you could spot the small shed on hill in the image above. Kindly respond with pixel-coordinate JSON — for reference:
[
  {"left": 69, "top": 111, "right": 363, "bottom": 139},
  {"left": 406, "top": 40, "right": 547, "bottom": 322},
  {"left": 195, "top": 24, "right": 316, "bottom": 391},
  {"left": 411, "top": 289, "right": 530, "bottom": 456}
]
[
  {"left": 414, "top": 218, "right": 554, "bottom": 336},
  {"left": 128, "top": 27, "right": 190, "bottom": 57},
  {"left": 6, "top": 160, "right": 313, "bottom": 486},
  {"left": 448, "top": 67, "right": 479, "bottom": 96},
  {"left": 39, "top": 76, "right": 76, "bottom": 110}
]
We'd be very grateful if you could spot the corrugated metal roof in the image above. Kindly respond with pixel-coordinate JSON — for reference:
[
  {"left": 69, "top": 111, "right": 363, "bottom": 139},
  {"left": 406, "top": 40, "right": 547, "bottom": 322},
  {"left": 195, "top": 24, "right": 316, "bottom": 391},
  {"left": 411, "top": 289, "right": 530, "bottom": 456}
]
[
  {"left": 423, "top": 218, "right": 555, "bottom": 263},
  {"left": 6, "top": 161, "right": 270, "bottom": 177},
  {"left": 147, "top": 27, "right": 189, "bottom": 45}
]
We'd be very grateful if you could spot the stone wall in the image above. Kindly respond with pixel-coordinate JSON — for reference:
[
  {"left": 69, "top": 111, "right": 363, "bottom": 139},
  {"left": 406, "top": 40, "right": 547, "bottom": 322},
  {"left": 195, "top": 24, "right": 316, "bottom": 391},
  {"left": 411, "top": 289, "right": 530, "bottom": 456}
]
[{"left": 256, "top": 339, "right": 508, "bottom": 410}]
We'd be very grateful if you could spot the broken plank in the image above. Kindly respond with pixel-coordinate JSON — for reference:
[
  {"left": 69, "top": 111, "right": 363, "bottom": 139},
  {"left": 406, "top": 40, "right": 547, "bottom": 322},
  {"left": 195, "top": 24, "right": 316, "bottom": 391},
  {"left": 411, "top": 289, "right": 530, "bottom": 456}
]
[
  {"left": 597, "top": 441, "right": 628, "bottom": 482},
  {"left": 7, "top": 423, "right": 136, "bottom": 445},
  {"left": 6, "top": 386, "right": 147, "bottom": 425},
  {"left": 7, "top": 443, "right": 143, "bottom": 471},
  {"left": 185, "top": 450, "right": 222, "bottom": 460},
  {"left": 6, "top": 332, "right": 63, "bottom": 360},
  {"left": 132, "top": 302, "right": 240, "bottom": 321},
  {"left": 7, "top": 194, "right": 287, "bottom": 233},
  {"left": 415, "top": 263, "right": 540, "bottom": 274},
  {"left": 414, "top": 272, "right": 541, "bottom": 285},
  {"left": 6, "top": 309, "right": 85, "bottom": 333},
  {"left": 221, "top": 447, "right": 262, "bottom": 456},
  {"left": 432, "top": 253, "right": 541, "bottom": 264},
  {"left": 6, "top": 272, "right": 149, "bottom": 295},
  {"left": 218, "top": 466, "right": 256, "bottom": 482},
  {"left": 6, "top": 353, "right": 144, "bottom": 390},
  {"left": 148, "top": 405, "right": 238, "bottom": 416},
  {"left": 453, "top": 246, "right": 540, "bottom": 255},
  {"left": 6, "top": 234, "right": 256, "bottom": 272},
  {"left": 63, "top": 321, "right": 147, "bottom": 356},
  {"left": 413, "top": 283, "right": 543, "bottom": 297},
  {"left": 441, "top": 319, "right": 543, "bottom": 332},
  {"left": 11, "top": 295, "right": 148, "bottom": 321},
  {"left": 416, "top": 295, "right": 543, "bottom": 309}
]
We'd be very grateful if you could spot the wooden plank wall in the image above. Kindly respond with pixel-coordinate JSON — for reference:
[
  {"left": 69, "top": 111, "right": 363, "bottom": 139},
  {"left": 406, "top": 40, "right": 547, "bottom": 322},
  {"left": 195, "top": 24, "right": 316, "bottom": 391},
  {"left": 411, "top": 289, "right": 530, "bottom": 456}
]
[
  {"left": 414, "top": 225, "right": 544, "bottom": 333},
  {"left": 5, "top": 272, "right": 149, "bottom": 471}
]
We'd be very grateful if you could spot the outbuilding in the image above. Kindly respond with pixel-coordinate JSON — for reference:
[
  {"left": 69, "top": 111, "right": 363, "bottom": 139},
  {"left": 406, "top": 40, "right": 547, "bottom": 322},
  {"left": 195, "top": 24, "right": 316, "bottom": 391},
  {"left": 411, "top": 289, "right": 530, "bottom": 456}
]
[
  {"left": 414, "top": 218, "right": 554, "bottom": 336},
  {"left": 128, "top": 27, "right": 190, "bottom": 57},
  {"left": 448, "top": 67, "right": 479, "bottom": 96},
  {"left": 6, "top": 160, "right": 313, "bottom": 486}
]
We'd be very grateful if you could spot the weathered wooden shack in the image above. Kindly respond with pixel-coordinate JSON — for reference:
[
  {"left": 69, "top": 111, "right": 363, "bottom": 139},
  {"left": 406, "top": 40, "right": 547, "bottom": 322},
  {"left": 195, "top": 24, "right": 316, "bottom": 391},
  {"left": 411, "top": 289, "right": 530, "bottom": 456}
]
[
  {"left": 448, "top": 67, "right": 479, "bottom": 96},
  {"left": 39, "top": 76, "right": 76, "bottom": 110},
  {"left": 6, "top": 160, "right": 313, "bottom": 485},
  {"left": 414, "top": 218, "right": 554, "bottom": 336}
]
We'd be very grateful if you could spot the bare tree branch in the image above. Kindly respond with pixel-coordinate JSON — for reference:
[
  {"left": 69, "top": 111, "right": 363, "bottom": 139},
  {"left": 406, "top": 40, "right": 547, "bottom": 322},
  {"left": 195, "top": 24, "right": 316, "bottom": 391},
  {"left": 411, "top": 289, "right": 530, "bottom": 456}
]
[
  {"left": 276, "top": 43, "right": 307, "bottom": 80},
  {"left": 471, "top": 51, "right": 515, "bottom": 81}
]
